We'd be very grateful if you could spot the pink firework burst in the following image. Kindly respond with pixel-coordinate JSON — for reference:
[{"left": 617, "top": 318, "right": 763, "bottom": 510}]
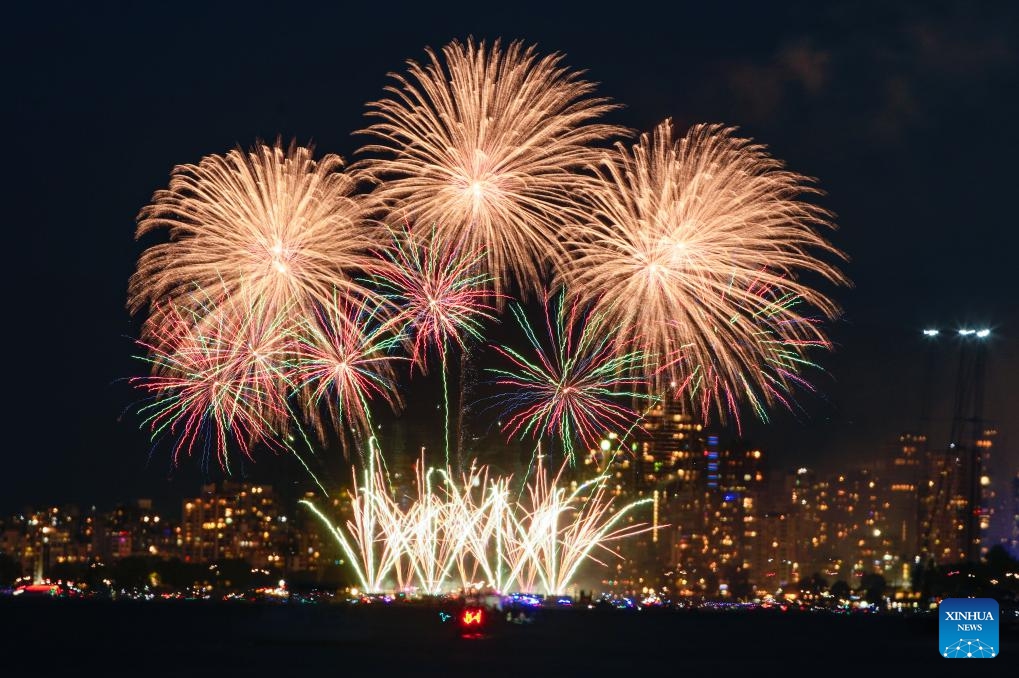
[
  {"left": 290, "top": 293, "right": 406, "bottom": 449},
  {"left": 131, "top": 299, "right": 294, "bottom": 471},
  {"left": 488, "top": 291, "right": 655, "bottom": 462},
  {"left": 372, "top": 225, "right": 499, "bottom": 372}
]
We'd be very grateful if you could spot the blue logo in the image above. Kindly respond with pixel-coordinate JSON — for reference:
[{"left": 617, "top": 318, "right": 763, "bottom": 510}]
[{"left": 939, "top": 598, "right": 999, "bottom": 658}]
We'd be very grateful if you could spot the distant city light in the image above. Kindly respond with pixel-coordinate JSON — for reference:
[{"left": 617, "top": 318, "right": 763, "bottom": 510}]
[
  {"left": 6, "top": 421, "right": 1002, "bottom": 604},
  {"left": 976, "top": 329, "right": 990, "bottom": 338},
  {"left": 958, "top": 329, "right": 975, "bottom": 336},
  {"left": 922, "top": 329, "right": 939, "bottom": 337}
]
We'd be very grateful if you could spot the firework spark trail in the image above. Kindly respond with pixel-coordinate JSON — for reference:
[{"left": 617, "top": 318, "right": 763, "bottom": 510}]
[
  {"left": 300, "top": 498, "right": 379, "bottom": 594},
  {"left": 289, "top": 293, "right": 406, "bottom": 452},
  {"left": 129, "top": 141, "right": 382, "bottom": 344},
  {"left": 301, "top": 446, "right": 651, "bottom": 595},
  {"left": 431, "top": 463, "right": 511, "bottom": 591},
  {"left": 401, "top": 464, "right": 453, "bottom": 594},
  {"left": 378, "top": 458, "right": 501, "bottom": 594},
  {"left": 488, "top": 290, "right": 654, "bottom": 462},
  {"left": 563, "top": 120, "right": 847, "bottom": 423},
  {"left": 300, "top": 448, "right": 392, "bottom": 592},
  {"left": 501, "top": 462, "right": 654, "bottom": 595},
  {"left": 357, "top": 38, "right": 624, "bottom": 302},
  {"left": 370, "top": 225, "right": 499, "bottom": 464},
  {"left": 300, "top": 439, "right": 407, "bottom": 592}
]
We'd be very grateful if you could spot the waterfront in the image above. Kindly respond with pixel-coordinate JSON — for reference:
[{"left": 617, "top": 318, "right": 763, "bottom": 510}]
[{"left": 2, "top": 599, "right": 1017, "bottom": 675}]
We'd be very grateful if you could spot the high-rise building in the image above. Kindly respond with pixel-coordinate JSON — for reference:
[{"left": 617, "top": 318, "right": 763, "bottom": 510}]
[
  {"left": 919, "top": 446, "right": 957, "bottom": 564},
  {"left": 1010, "top": 473, "right": 1019, "bottom": 558},
  {"left": 642, "top": 397, "right": 713, "bottom": 594},
  {"left": 843, "top": 470, "right": 899, "bottom": 585},
  {"left": 781, "top": 466, "right": 901, "bottom": 588},
  {"left": 180, "top": 482, "right": 288, "bottom": 567},
  {"left": 785, "top": 467, "right": 821, "bottom": 581},
  {"left": 593, "top": 392, "right": 766, "bottom": 599},
  {"left": 920, "top": 428, "right": 997, "bottom": 564},
  {"left": 94, "top": 500, "right": 173, "bottom": 561},
  {"left": 289, "top": 491, "right": 331, "bottom": 574},
  {"left": 976, "top": 428, "right": 997, "bottom": 558},
  {"left": 885, "top": 434, "right": 924, "bottom": 557},
  {"left": 877, "top": 433, "right": 926, "bottom": 587},
  {"left": 4, "top": 506, "right": 92, "bottom": 579},
  {"left": 673, "top": 441, "right": 765, "bottom": 597},
  {"left": 753, "top": 511, "right": 797, "bottom": 591},
  {"left": 583, "top": 392, "right": 707, "bottom": 593}
]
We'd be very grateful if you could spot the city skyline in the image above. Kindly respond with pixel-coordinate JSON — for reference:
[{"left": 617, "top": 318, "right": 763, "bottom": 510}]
[{"left": 4, "top": 408, "right": 1016, "bottom": 596}]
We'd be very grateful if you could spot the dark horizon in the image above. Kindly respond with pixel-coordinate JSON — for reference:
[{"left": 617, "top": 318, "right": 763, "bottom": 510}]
[{"left": 6, "top": 0, "right": 1018, "bottom": 512}]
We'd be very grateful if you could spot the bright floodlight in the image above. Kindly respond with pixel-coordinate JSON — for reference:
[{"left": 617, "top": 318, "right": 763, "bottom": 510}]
[
  {"left": 976, "top": 329, "right": 990, "bottom": 338},
  {"left": 923, "top": 329, "right": 939, "bottom": 337},
  {"left": 959, "top": 329, "right": 976, "bottom": 336}
]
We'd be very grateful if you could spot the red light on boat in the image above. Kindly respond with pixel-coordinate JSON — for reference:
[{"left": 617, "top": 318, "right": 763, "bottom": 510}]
[{"left": 461, "top": 608, "right": 483, "bottom": 626}]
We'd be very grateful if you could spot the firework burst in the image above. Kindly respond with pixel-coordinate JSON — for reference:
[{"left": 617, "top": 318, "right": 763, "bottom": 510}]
[
  {"left": 371, "top": 225, "right": 501, "bottom": 464},
  {"left": 669, "top": 276, "right": 832, "bottom": 433},
  {"left": 131, "top": 298, "right": 294, "bottom": 471},
  {"left": 488, "top": 291, "right": 653, "bottom": 462},
  {"left": 372, "top": 225, "right": 499, "bottom": 371},
  {"left": 129, "top": 140, "right": 381, "bottom": 343},
  {"left": 290, "top": 293, "right": 406, "bottom": 449},
  {"left": 357, "top": 38, "right": 623, "bottom": 301},
  {"left": 563, "top": 120, "right": 847, "bottom": 422}
]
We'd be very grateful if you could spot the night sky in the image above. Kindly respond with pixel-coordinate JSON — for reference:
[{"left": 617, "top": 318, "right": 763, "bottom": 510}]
[{"left": 6, "top": 1, "right": 1017, "bottom": 512}]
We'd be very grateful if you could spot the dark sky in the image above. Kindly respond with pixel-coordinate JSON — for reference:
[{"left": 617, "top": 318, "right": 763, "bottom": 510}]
[{"left": 5, "top": 0, "right": 1017, "bottom": 512}]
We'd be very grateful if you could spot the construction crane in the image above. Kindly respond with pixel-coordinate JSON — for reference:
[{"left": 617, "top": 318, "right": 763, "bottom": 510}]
[{"left": 919, "top": 327, "right": 991, "bottom": 565}]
